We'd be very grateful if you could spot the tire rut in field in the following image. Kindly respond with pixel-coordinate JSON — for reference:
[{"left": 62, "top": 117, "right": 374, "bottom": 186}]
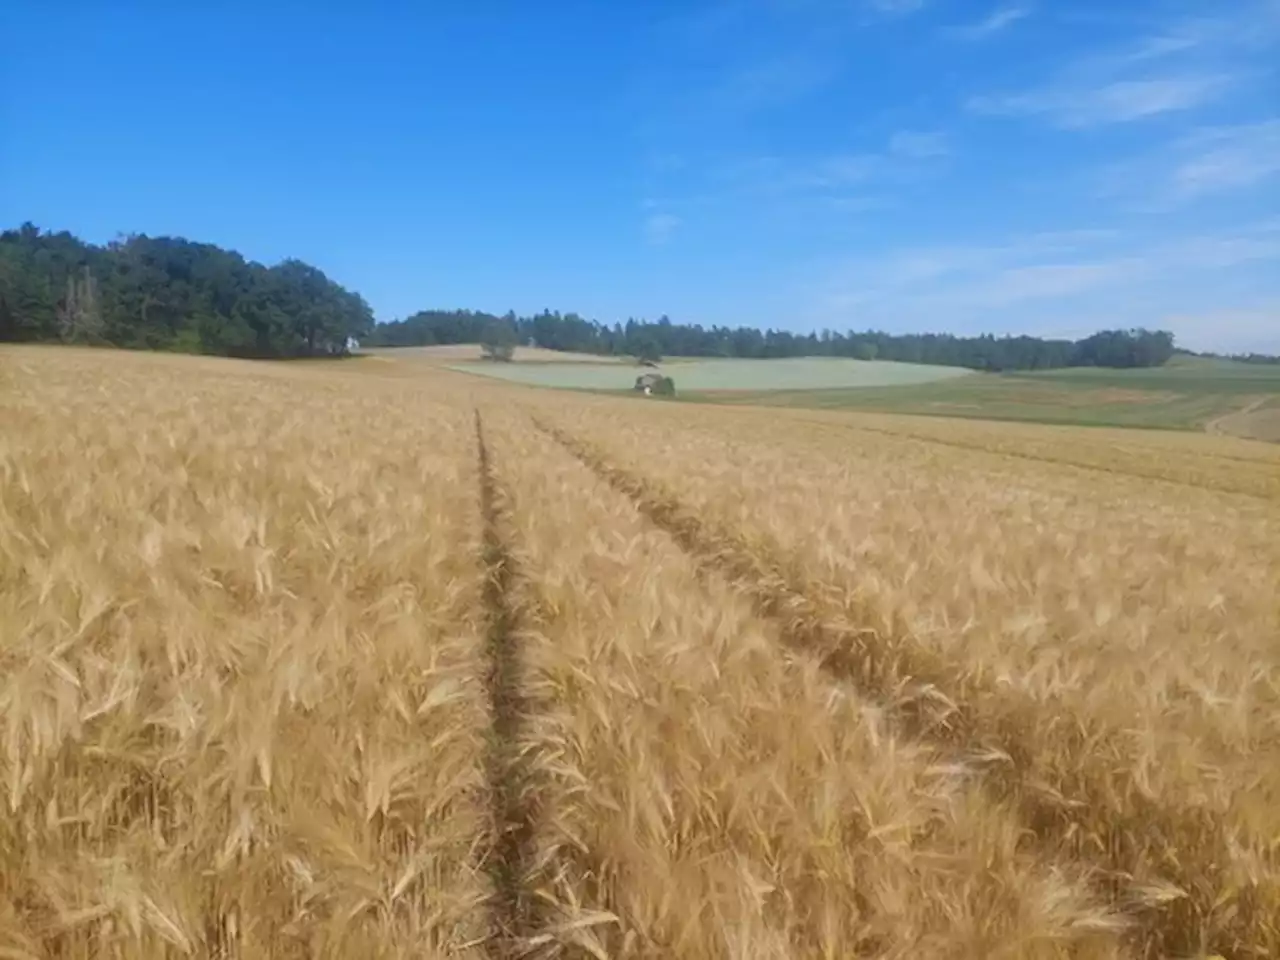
[
  {"left": 476, "top": 410, "right": 542, "bottom": 959},
  {"left": 832, "top": 419, "right": 1275, "bottom": 500},
  {"left": 536, "top": 418, "right": 1273, "bottom": 960}
]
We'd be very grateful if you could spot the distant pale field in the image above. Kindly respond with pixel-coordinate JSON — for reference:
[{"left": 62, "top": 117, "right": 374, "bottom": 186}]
[
  {"left": 3, "top": 344, "right": 1277, "bottom": 958},
  {"left": 366, "top": 343, "right": 624, "bottom": 363},
  {"left": 450, "top": 355, "right": 974, "bottom": 390}
]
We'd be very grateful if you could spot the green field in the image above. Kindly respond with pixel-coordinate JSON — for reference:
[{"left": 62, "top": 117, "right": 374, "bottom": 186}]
[
  {"left": 451, "top": 356, "right": 973, "bottom": 390},
  {"left": 380, "top": 345, "right": 1280, "bottom": 438},
  {"left": 683, "top": 356, "right": 1280, "bottom": 434}
]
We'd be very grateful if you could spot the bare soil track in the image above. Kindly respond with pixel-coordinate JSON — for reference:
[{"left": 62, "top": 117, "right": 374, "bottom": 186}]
[
  {"left": 535, "top": 417, "right": 1275, "bottom": 960},
  {"left": 1207, "top": 397, "right": 1280, "bottom": 443},
  {"left": 476, "top": 411, "right": 542, "bottom": 958},
  {"left": 840, "top": 420, "right": 1274, "bottom": 500}
]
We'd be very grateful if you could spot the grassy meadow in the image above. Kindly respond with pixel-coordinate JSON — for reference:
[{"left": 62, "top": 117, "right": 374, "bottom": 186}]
[
  {"left": 366, "top": 345, "right": 1280, "bottom": 439},
  {"left": 2, "top": 344, "right": 1278, "bottom": 958},
  {"left": 685, "top": 355, "right": 1280, "bottom": 436}
]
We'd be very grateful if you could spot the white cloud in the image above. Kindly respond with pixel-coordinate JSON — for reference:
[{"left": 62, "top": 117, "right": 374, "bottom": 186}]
[
  {"left": 968, "top": 75, "right": 1233, "bottom": 128},
  {"left": 952, "top": 5, "right": 1031, "bottom": 40},
  {"left": 816, "top": 222, "right": 1280, "bottom": 350},
  {"left": 834, "top": 250, "right": 1148, "bottom": 310},
  {"left": 963, "top": 261, "right": 1146, "bottom": 305},
  {"left": 965, "top": 2, "right": 1280, "bottom": 129},
  {"left": 1097, "top": 119, "right": 1280, "bottom": 206},
  {"left": 1077, "top": 3, "right": 1280, "bottom": 71},
  {"left": 1127, "top": 3, "right": 1280, "bottom": 62},
  {"left": 1171, "top": 120, "right": 1280, "bottom": 199},
  {"left": 721, "top": 131, "right": 950, "bottom": 198},
  {"left": 644, "top": 213, "right": 682, "bottom": 245},
  {"left": 1165, "top": 233, "right": 1280, "bottom": 268}
]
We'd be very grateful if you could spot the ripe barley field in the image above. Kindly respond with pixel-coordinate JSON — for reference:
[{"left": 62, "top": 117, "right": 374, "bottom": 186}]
[{"left": 2, "top": 346, "right": 1277, "bottom": 959}]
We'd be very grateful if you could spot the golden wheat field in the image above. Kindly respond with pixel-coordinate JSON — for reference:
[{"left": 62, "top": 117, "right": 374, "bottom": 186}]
[{"left": 1, "top": 346, "right": 1278, "bottom": 960}]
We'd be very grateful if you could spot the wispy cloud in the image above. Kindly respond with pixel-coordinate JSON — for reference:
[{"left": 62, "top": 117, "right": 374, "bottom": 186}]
[
  {"left": 816, "top": 221, "right": 1280, "bottom": 350},
  {"left": 806, "top": 154, "right": 882, "bottom": 187},
  {"left": 1124, "top": 3, "right": 1280, "bottom": 62},
  {"left": 888, "top": 130, "right": 950, "bottom": 159},
  {"left": 706, "top": 52, "right": 844, "bottom": 114},
  {"left": 827, "top": 232, "right": 1137, "bottom": 308},
  {"left": 968, "top": 75, "right": 1233, "bottom": 128},
  {"left": 825, "top": 195, "right": 891, "bottom": 214},
  {"left": 966, "top": 261, "right": 1147, "bottom": 309},
  {"left": 644, "top": 213, "right": 682, "bottom": 245},
  {"left": 965, "top": 3, "right": 1279, "bottom": 129},
  {"left": 643, "top": 0, "right": 880, "bottom": 126},
  {"left": 952, "top": 5, "right": 1031, "bottom": 41},
  {"left": 1162, "top": 227, "right": 1280, "bottom": 268},
  {"left": 721, "top": 130, "right": 950, "bottom": 199},
  {"left": 637, "top": 0, "right": 1279, "bottom": 352},
  {"left": 866, "top": 0, "right": 928, "bottom": 15},
  {"left": 1171, "top": 120, "right": 1280, "bottom": 199},
  {"left": 1097, "top": 119, "right": 1280, "bottom": 206}
]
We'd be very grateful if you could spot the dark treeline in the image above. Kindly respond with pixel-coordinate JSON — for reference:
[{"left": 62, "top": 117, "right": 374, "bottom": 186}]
[
  {"left": 369, "top": 308, "right": 1179, "bottom": 370},
  {"left": 0, "top": 223, "right": 372, "bottom": 357},
  {"left": 3, "top": 222, "right": 1194, "bottom": 370}
]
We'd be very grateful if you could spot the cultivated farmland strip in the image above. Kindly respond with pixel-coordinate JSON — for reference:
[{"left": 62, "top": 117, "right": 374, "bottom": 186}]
[
  {"left": 489, "top": 411, "right": 1132, "bottom": 959},
  {"left": 0, "top": 351, "right": 493, "bottom": 957},
  {"left": 537, "top": 418, "right": 1278, "bottom": 959}
]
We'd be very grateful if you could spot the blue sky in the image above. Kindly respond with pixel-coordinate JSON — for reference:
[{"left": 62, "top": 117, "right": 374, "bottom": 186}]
[{"left": 3, "top": 1, "right": 1278, "bottom": 351}]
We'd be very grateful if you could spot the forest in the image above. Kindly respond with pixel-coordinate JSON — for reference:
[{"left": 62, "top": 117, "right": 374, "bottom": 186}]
[
  {"left": 0, "top": 224, "right": 373, "bottom": 357},
  {"left": 3, "top": 222, "right": 1187, "bottom": 369},
  {"left": 370, "top": 308, "right": 1180, "bottom": 370}
]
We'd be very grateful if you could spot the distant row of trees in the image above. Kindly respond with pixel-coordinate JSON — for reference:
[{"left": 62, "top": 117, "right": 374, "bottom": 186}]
[
  {"left": 369, "top": 308, "right": 1181, "bottom": 371},
  {"left": 4, "top": 222, "right": 1230, "bottom": 371},
  {"left": 0, "top": 223, "right": 373, "bottom": 357},
  {"left": 1187, "top": 349, "right": 1280, "bottom": 366}
]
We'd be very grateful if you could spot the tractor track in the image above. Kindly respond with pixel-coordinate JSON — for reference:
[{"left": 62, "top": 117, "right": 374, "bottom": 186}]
[
  {"left": 830, "top": 419, "right": 1276, "bottom": 500},
  {"left": 535, "top": 416, "right": 1275, "bottom": 960},
  {"left": 476, "top": 410, "right": 542, "bottom": 958}
]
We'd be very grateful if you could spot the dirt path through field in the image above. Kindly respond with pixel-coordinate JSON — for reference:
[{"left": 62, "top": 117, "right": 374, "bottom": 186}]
[
  {"left": 1205, "top": 396, "right": 1266, "bottom": 435},
  {"left": 1206, "top": 396, "right": 1280, "bottom": 443},
  {"left": 476, "top": 411, "right": 544, "bottom": 957}
]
